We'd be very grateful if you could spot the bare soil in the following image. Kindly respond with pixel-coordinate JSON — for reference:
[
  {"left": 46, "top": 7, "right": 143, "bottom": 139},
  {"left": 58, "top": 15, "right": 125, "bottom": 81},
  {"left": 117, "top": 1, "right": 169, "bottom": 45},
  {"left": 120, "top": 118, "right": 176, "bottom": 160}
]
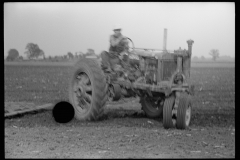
[
  {"left": 5, "top": 99, "right": 235, "bottom": 158},
  {"left": 4, "top": 64, "right": 235, "bottom": 158}
]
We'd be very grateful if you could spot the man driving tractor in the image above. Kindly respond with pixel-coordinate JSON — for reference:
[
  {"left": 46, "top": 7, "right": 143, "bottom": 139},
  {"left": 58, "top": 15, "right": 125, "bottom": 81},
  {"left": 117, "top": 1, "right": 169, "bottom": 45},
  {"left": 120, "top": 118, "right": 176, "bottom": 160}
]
[{"left": 101, "top": 24, "right": 130, "bottom": 72}]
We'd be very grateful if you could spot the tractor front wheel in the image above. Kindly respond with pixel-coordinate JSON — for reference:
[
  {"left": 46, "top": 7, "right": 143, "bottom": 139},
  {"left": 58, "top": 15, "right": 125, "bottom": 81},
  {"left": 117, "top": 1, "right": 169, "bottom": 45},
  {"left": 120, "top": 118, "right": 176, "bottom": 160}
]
[
  {"left": 176, "top": 92, "right": 192, "bottom": 129},
  {"left": 163, "top": 94, "right": 175, "bottom": 129}
]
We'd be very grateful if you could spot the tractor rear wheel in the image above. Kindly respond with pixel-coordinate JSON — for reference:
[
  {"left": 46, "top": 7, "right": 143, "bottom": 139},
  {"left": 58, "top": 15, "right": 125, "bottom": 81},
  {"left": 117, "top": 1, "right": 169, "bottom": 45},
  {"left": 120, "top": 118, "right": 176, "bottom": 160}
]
[
  {"left": 163, "top": 95, "right": 175, "bottom": 129},
  {"left": 176, "top": 92, "right": 192, "bottom": 129},
  {"left": 69, "top": 58, "right": 108, "bottom": 121}
]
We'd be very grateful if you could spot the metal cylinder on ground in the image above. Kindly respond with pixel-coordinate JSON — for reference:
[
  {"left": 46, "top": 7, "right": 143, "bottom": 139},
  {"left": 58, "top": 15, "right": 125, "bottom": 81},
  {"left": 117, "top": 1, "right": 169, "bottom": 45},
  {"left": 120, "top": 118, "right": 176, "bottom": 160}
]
[{"left": 52, "top": 101, "right": 75, "bottom": 123}]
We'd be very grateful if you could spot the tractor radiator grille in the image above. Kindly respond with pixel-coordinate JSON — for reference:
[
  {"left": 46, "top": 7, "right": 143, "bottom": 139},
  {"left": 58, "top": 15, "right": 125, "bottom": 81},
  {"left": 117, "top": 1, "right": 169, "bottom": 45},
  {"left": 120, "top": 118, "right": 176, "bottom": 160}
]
[{"left": 162, "top": 60, "right": 177, "bottom": 81}]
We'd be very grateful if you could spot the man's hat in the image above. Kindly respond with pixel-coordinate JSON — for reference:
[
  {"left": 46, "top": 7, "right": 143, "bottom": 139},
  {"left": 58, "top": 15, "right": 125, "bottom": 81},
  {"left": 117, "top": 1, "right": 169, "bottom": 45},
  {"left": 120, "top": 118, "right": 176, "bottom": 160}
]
[{"left": 113, "top": 24, "right": 122, "bottom": 31}]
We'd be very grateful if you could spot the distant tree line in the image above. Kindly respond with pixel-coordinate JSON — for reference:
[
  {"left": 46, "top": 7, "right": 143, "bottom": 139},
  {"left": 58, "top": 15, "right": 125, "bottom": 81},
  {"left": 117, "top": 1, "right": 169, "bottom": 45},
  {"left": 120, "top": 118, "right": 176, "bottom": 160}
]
[
  {"left": 191, "top": 49, "right": 221, "bottom": 61},
  {"left": 209, "top": 49, "right": 219, "bottom": 61},
  {"left": 24, "top": 43, "right": 45, "bottom": 59},
  {"left": 6, "top": 45, "right": 224, "bottom": 63},
  {"left": 6, "top": 49, "right": 20, "bottom": 61},
  {"left": 192, "top": 56, "right": 206, "bottom": 61},
  {"left": 45, "top": 49, "right": 100, "bottom": 62},
  {"left": 5, "top": 43, "right": 100, "bottom": 62}
]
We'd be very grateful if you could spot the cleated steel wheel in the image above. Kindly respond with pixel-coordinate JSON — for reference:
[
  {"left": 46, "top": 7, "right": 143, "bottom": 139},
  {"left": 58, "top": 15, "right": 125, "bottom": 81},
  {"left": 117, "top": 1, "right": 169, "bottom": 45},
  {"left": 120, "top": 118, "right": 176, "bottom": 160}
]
[
  {"left": 163, "top": 95, "right": 175, "bottom": 129},
  {"left": 176, "top": 92, "right": 192, "bottom": 129},
  {"left": 69, "top": 58, "right": 108, "bottom": 121}
]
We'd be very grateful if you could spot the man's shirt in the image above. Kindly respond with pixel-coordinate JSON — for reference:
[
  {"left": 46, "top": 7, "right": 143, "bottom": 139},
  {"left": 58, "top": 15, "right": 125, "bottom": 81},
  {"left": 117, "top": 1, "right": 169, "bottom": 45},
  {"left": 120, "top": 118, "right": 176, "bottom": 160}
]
[{"left": 109, "top": 34, "right": 129, "bottom": 55}]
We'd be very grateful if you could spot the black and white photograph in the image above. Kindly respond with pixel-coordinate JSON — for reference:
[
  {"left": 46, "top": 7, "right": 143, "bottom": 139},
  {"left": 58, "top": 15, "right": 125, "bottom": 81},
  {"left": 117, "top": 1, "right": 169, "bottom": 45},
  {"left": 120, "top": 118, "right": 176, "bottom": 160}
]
[{"left": 4, "top": 2, "right": 235, "bottom": 158}]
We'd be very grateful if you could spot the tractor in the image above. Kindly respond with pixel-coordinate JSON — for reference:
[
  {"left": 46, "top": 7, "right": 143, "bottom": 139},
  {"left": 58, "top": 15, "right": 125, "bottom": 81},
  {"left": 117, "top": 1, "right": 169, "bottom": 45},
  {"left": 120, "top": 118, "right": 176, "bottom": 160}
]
[{"left": 68, "top": 29, "right": 194, "bottom": 129}]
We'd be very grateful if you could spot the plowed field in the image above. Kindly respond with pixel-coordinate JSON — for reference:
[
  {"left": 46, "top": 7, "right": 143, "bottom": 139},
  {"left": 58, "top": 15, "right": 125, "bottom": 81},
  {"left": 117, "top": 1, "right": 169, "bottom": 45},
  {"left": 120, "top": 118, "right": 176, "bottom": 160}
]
[{"left": 4, "top": 62, "right": 235, "bottom": 158}]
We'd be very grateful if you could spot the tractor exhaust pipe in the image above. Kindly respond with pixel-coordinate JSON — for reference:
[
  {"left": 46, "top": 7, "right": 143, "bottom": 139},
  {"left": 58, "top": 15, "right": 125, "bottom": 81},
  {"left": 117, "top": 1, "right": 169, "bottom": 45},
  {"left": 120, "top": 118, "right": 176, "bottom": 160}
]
[
  {"left": 187, "top": 39, "right": 194, "bottom": 57},
  {"left": 163, "top": 28, "right": 167, "bottom": 51},
  {"left": 183, "top": 39, "right": 194, "bottom": 79}
]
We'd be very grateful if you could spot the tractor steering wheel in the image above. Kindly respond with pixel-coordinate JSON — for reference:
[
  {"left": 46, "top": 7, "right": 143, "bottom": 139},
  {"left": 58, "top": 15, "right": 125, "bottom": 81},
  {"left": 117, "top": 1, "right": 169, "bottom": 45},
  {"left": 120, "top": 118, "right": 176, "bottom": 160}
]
[{"left": 126, "top": 37, "right": 135, "bottom": 53}]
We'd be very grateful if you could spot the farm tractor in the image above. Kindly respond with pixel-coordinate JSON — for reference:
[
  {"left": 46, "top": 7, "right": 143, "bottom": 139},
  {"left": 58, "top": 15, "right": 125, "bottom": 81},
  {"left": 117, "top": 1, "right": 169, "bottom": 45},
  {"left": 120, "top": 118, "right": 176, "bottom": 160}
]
[{"left": 68, "top": 29, "right": 194, "bottom": 129}]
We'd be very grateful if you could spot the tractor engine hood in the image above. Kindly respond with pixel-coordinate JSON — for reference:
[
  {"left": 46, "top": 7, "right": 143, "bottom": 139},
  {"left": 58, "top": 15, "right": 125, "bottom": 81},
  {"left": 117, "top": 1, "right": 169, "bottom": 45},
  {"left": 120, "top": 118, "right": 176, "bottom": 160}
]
[{"left": 131, "top": 49, "right": 170, "bottom": 59}]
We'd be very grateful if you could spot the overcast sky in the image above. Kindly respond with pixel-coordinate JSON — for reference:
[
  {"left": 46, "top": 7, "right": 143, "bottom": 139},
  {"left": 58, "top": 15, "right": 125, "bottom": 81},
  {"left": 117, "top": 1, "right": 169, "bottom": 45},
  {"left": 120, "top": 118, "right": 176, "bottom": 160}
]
[{"left": 4, "top": 2, "right": 235, "bottom": 58}]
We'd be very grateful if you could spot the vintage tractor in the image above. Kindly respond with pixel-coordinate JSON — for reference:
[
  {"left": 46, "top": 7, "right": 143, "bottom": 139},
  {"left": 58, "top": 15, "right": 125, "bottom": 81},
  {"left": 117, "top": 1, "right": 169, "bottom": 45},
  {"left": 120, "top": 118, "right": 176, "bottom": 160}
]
[{"left": 68, "top": 29, "right": 194, "bottom": 129}]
